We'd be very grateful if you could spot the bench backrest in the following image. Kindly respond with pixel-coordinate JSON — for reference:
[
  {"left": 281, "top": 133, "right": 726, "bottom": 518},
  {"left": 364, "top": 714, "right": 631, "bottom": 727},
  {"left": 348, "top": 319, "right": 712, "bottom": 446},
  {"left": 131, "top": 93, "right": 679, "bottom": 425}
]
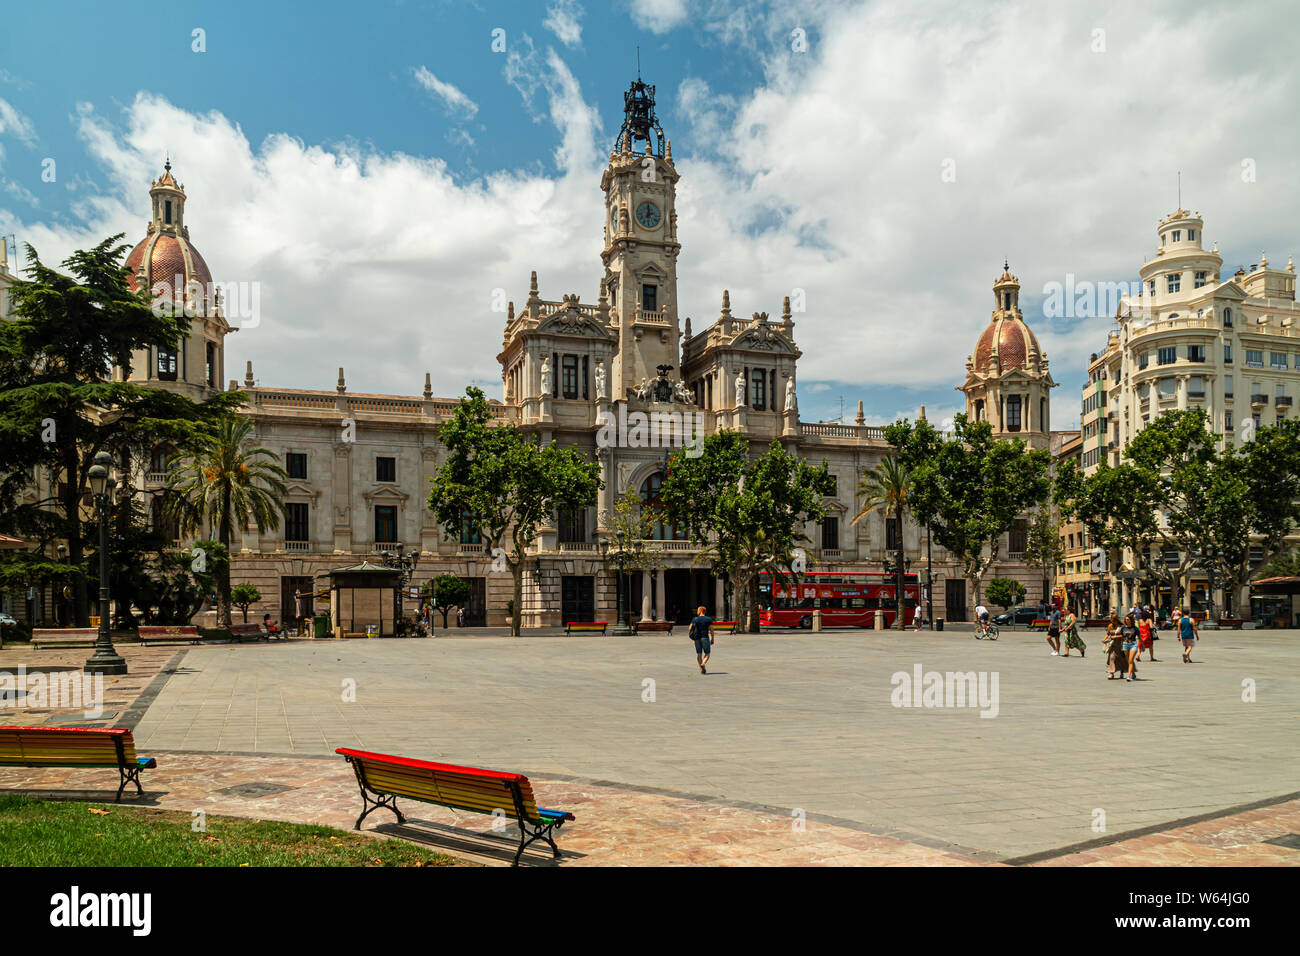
[
  {"left": 228, "top": 624, "right": 263, "bottom": 633},
  {"left": 137, "top": 626, "right": 199, "bottom": 638},
  {"left": 32, "top": 629, "right": 98, "bottom": 640},
  {"left": 0, "top": 726, "right": 136, "bottom": 768},
  {"left": 337, "top": 748, "right": 543, "bottom": 823}
]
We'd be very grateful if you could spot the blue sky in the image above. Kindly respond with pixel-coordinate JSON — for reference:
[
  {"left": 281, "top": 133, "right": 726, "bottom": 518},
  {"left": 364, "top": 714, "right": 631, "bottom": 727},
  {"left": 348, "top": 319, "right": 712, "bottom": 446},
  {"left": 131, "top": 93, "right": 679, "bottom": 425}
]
[{"left": 2, "top": 0, "right": 1299, "bottom": 429}]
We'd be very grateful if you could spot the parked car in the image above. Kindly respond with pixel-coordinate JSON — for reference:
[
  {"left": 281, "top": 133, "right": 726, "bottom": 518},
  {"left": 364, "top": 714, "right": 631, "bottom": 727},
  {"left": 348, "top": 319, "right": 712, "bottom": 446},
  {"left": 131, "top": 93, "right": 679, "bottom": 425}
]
[
  {"left": 992, "top": 604, "right": 1049, "bottom": 626},
  {"left": 0, "top": 611, "right": 17, "bottom": 628}
]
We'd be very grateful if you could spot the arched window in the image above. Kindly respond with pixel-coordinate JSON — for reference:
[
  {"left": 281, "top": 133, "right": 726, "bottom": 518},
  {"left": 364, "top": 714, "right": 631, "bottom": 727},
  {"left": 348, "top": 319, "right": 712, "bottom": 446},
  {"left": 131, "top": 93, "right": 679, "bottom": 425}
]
[
  {"left": 1223, "top": 307, "right": 1233, "bottom": 328},
  {"left": 640, "top": 472, "right": 684, "bottom": 540}
]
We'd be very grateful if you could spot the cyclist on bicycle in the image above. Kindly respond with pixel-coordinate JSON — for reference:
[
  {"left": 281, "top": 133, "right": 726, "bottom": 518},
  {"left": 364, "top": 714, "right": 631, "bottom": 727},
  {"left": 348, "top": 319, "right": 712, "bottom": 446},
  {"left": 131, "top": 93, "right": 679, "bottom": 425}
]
[{"left": 975, "top": 604, "right": 991, "bottom": 638}]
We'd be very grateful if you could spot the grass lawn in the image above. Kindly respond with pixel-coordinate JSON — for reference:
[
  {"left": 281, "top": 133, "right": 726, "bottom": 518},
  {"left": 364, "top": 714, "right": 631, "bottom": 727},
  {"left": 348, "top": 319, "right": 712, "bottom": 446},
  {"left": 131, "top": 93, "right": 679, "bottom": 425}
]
[{"left": 0, "top": 795, "right": 460, "bottom": 866}]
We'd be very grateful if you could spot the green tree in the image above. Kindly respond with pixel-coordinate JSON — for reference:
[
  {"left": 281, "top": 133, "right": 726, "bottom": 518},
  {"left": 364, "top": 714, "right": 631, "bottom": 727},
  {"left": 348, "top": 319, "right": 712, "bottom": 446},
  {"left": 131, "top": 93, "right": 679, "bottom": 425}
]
[
  {"left": 427, "top": 386, "right": 601, "bottom": 636},
  {"left": 888, "top": 415, "right": 1051, "bottom": 608},
  {"left": 165, "top": 415, "right": 288, "bottom": 627},
  {"left": 1255, "top": 549, "right": 1300, "bottom": 579},
  {"left": 601, "top": 489, "right": 661, "bottom": 628},
  {"left": 985, "top": 576, "right": 1025, "bottom": 610},
  {"left": 428, "top": 573, "right": 471, "bottom": 628},
  {"left": 851, "top": 456, "right": 912, "bottom": 629},
  {"left": 661, "top": 432, "right": 834, "bottom": 632},
  {"left": 0, "top": 237, "right": 239, "bottom": 625},
  {"left": 231, "top": 583, "right": 262, "bottom": 623},
  {"left": 1022, "top": 506, "right": 1064, "bottom": 604},
  {"left": 130, "top": 539, "right": 226, "bottom": 626}
]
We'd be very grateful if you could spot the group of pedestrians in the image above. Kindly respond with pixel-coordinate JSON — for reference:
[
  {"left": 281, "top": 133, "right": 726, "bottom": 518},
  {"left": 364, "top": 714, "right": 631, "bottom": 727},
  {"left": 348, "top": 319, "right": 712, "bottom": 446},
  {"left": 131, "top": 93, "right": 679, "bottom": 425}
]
[
  {"left": 1043, "top": 606, "right": 1088, "bottom": 657},
  {"left": 1044, "top": 602, "right": 1199, "bottom": 681}
]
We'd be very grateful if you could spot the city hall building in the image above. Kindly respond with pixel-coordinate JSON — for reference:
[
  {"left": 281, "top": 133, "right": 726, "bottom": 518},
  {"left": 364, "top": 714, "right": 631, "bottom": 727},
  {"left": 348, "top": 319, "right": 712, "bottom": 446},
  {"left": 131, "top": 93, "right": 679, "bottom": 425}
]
[{"left": 3, "top": 80, "right": 1051, "bottom": 630}]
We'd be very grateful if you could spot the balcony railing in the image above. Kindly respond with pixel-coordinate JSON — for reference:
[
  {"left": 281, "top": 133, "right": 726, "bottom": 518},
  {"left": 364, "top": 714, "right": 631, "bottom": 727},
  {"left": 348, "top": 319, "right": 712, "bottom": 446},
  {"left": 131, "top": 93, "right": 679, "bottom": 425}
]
[
  {"left": 1276, "top": 396, "right": 1294, "bottom": 407},
  {"left": 281, "top": 540, "right": 311, "bottom": 552},
  {"left": 459, "top": 543, "right": 485, "bottom": 554},
  {"left": 145, "top": 472, "right": 169, "bottom": 485},
  {"left": 1251, "top": 394, "right": 1268, "bottom": 406},
  {"left": 557, "top": 542, "right": 597, "bottom": 552}
]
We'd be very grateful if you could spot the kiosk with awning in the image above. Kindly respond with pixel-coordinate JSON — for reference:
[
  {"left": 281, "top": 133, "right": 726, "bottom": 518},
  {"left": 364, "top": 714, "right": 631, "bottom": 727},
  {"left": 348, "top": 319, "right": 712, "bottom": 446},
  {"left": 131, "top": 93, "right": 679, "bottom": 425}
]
[
  {"left": 326, "top": 562, "right": 402, "bottom": 638},
  {"left": 1249, "top": 576, "right": 1300, "bottom": 628}
]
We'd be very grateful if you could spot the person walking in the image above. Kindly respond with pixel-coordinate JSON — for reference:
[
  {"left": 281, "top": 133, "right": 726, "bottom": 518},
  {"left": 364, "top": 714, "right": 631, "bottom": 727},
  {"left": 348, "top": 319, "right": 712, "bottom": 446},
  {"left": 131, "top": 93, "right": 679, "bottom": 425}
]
[
  {"left": 912, "top": 603, "right": 924, "bottom": 631},
  {"left": 1138, "top": 610, "right": 1157, "bottom": 662},
  {"left": 1178, "top": 608, "right": 1199, "bottom": 662},
  {"left": 688, "top": 605, "right": 714, "bottom": 674},
  {"left": 1046, "top": 605, "right": 1062, "bottom": 656},
  {"left": 456, "top": 606, "right": 465, "bottom": 628},
  {"left": 1104, "top": 613, "right": 1126, "bottom": 679},
  {"left": 1061, "top": 607, "right": 1086, "bottom": 658},
  {"left": 1120, "top": 612, "right": 1140, "bottom": 681}
]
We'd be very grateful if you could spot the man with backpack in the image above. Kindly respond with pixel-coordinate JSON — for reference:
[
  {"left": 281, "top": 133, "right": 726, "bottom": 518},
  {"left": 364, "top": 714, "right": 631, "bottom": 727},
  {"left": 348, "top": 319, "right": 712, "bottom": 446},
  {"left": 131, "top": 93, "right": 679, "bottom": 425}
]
[{"left": 688, "top": 605, "right": 714, "bottom": 674}]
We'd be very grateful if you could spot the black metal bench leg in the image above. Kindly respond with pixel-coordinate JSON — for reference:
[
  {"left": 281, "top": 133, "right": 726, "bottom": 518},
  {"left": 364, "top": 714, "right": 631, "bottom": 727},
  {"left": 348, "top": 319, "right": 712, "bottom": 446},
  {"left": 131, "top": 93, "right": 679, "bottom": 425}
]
[
  {"left": 354, "top": 789, "right": 405, "bottom": 830},
  {"left": 514, "top": 820, "right": 562, "bottom": 865}
]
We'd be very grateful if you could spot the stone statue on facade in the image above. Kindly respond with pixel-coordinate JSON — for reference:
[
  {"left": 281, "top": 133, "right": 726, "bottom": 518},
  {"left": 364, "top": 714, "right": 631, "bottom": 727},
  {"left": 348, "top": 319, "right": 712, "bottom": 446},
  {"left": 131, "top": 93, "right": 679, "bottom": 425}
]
[
  {"left": 784, "top": 376, "right": 797, "bottom": 412},
  {"left": 734, "top": 370, "right": 746, "bottom": 408},
  {"left": 594, "top": 360, "right": 607, "bottom": 399},
  {"left": 673, "top": 380, "right": 694, "bottom": 404},
  {"left": 540, "top": 355, "right": 552, "bottom": 395}
]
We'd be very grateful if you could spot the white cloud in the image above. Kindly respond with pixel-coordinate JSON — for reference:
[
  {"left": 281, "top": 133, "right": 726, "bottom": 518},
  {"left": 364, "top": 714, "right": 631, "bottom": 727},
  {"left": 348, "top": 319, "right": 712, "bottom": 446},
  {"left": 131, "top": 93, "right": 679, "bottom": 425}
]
[
  {"left": 0, "top": 97, "right": 37, "bottom": 147},
  {"left": 8, "top": 0, "right": 1300, "bottom": 435},
  {"left": 628, "top": 0, "right": 689, "bottom": 34},
  {"left": 544, "top": 0, "right": 585, "bottom": 48},
  {"left": 412, "top": 67, "right": 479, "bottom": 118}
]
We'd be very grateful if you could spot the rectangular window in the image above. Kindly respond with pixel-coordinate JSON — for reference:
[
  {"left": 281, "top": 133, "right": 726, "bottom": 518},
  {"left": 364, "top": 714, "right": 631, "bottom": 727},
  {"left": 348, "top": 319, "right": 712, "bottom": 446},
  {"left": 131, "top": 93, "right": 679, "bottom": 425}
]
[
  {"left": 561, "top": 354, "right": 579, "bottom": 399},
  {"left": 206, "top": 342, "right": 217, "bottom": 386},
  {"left": 558, "top": 506, "right": 586, "bottom": 543},
  {"left": 1225, "top": 375, "right": 1233, "bottom": 398},
  {"left": 1188, "top": 230, "right": 1196, "bottom": 241},
  {"left": 286, "top": 453, "right": 307, "bottom": 479},
  {"left": 164, "top": 200, "right": 172, "bottom": 225},
  {"left": 1246, "top": 350, "right": 1264, "bottom": 368},
  {"left": 1224, "top": 344, "right": 1232, "bottom": 363},
  {"left": 751, "top": 369, "right": 767, "bottom": 411},
  {"left": 1009, "top": 519, "right": 1028, "bottom": 554},
  {"left": 285, "top": 503, "right": 309, "bottom": 542},
  {"left": 1138, "top": 352, "right": 1149, "bottom": 369},
  {"left": 1006, "top": 395, "right": 1022, "bottom": 431},
  {"left": 376, "top": 457, "right": 396, "bottom": 482},
  {"left": 822, "top": 516, "right": 840, "bottom": 550},
  {"left": 1271, "top": 352, "right": 1288, "bottom": 369},
  {"left": 641, "top": 284, "right": 657, "bottom": 312},
  {"left": 1159, "top": 377, "right": 1176, "bottom": 396},
  {"left": 1167, "top": 273, "right": 1181, "bottom": 293},
  {"left": 1225, "top": 411, "right": 1233, "bottom": 432},
  {"left": 1158, "top": 347, "right": 1176, "bottom": 365},
  {"left": 1188, "top": 376, "right": 1204, "bottom": 397},
  {"left": 1187, "top": 345, "right": 1205, "bottom": 363},
  {"left": 374, "top": 505, "right": 397, "bottom": 543},
  {"left": 459, "top": 510, "right": 480, "bottom": 545},
  {"left": 157, "top": 346, "right": 178, "bottom": 381},
  {"left": 1171, "top": 230, "right": 1181, "bottom": 242},
  {"left": 1147, "top": 280, "right": 1156, "bottom": 298},
  {"left": 1194, "top": 271, "right": 1207, "bottom": 288}
]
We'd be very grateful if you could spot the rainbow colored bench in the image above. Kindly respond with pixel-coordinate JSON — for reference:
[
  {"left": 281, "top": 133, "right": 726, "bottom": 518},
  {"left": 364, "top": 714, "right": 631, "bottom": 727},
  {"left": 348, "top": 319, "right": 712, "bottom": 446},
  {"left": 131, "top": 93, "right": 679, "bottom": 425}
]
[
  {"left": 711, "top": 621, "right": 737, "bottom": 633},
  {"left": 0, "top": 727, "right": 156, "bottom": 802},
  {"left": 564, "top": 621, "right": 607, "bottom": 635},
  {"left": 337, "top": 748, "right": 575, "bottom": 866}
]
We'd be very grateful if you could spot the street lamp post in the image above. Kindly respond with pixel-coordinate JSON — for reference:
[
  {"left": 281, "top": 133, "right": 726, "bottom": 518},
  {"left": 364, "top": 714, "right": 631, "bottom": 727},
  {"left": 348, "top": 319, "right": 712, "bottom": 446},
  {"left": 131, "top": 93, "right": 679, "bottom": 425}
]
[
  {"left": 380, "top": 544, "right": 420, "bottom": 636},
  {"left": 84, "top": 451, "right": 127, "bottom": 675},
  {"left": 599, "top": 535, "right": 635, "bottom": 635}
]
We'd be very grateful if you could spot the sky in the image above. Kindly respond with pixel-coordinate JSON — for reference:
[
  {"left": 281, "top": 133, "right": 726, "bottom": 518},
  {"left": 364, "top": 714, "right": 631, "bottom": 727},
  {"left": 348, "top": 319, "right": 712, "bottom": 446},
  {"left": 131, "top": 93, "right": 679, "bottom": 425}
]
[{"left": 2, "top": 0, "right": 1299, "bottom": 430}]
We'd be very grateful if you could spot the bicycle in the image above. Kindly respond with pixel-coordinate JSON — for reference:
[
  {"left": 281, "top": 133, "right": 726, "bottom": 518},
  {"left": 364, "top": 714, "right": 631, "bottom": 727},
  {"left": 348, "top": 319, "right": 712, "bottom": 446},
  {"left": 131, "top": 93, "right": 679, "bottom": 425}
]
[{"left": 975, "top": 620, "right": 999, "bottom": 641}]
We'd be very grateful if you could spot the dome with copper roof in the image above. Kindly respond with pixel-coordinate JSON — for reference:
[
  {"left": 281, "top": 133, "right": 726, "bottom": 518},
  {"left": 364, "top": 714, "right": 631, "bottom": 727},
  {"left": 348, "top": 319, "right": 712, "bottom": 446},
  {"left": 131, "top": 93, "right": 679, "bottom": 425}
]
[
  {"left": 124, "top": 161, "right": 216, "bottom": 314},
  {"left": 970, "top": 262, "right": 1043, "bottom": 373}
]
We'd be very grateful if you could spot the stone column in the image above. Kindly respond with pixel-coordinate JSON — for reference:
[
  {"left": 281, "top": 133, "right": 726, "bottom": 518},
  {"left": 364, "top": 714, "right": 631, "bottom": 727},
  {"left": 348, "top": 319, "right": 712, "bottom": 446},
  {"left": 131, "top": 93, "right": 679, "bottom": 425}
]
[
  {"left": 715, "top": 576, "right": 725, "bottom": 619},
  {"left": 655, "top": 567, "right": 666, "bottom": 620},
  {"left": 1176, "top": 374, "right": 1189, "bottom": 410},
  {"left": 640, "top": 571, "right": 651, "bottom": 621}
]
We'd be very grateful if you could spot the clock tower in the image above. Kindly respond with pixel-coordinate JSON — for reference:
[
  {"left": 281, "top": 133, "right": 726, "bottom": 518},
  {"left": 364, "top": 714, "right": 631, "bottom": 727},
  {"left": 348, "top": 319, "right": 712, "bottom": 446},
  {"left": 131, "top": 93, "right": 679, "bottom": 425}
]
[{"left": 601, "top": 78, "right": 682, "bottom": 398}]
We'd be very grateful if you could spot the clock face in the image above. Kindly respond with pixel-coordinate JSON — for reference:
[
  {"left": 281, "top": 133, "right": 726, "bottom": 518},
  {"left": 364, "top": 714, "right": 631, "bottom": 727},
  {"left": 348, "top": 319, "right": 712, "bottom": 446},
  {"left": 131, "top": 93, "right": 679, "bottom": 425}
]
[{"left": 636, "top": 201, "right": 662, "bottom": 229}]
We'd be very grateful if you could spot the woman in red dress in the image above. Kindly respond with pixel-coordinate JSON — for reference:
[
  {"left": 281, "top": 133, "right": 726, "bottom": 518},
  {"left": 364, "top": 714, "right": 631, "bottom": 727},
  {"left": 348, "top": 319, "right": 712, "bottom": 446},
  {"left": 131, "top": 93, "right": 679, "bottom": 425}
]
[{"left": 1137, "top": 613, "right": 1156, "bottom": 661}]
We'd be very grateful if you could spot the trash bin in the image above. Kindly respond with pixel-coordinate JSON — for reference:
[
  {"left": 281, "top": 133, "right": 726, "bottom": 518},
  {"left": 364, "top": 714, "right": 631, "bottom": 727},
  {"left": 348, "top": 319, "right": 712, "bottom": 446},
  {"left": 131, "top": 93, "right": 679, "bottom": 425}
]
[
  {"left": 935, "top": 618, "right": 944, "bottom": 631},
  {"left": 312, "top": 613, "right": 330, "bottom": 639}
]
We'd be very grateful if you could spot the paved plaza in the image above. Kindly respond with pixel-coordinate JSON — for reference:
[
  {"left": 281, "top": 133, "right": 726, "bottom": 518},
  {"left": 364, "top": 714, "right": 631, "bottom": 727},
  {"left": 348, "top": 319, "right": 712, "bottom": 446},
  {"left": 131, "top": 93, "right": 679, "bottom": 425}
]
[{"left": 113, "top": 627, "right": 1299, "bottom": 862}]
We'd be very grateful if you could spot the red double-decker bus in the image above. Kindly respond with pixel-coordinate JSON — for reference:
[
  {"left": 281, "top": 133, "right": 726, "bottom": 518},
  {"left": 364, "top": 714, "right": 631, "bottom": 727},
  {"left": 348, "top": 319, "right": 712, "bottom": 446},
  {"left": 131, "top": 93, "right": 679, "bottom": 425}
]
[{"left": 758, "top": 571, "right": 921, "bottom": 629}]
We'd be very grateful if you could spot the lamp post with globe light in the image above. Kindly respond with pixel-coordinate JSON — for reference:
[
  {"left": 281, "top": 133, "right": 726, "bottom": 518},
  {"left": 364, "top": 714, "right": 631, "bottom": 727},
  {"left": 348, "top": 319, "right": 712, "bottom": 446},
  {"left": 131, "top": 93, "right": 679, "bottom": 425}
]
[{"left": 84, "top": 451, "right": 127, "bottom": 675}]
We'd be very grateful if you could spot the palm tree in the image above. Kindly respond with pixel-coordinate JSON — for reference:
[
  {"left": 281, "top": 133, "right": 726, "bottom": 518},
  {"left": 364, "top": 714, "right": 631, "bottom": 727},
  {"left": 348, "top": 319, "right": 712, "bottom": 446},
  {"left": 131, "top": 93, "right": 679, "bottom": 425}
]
[
  {"left": 165, "top": 415, "right": 288, "bottom": 627},
  {"left": 852, "top": 456, "right": 912, "bottom": 629}
]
